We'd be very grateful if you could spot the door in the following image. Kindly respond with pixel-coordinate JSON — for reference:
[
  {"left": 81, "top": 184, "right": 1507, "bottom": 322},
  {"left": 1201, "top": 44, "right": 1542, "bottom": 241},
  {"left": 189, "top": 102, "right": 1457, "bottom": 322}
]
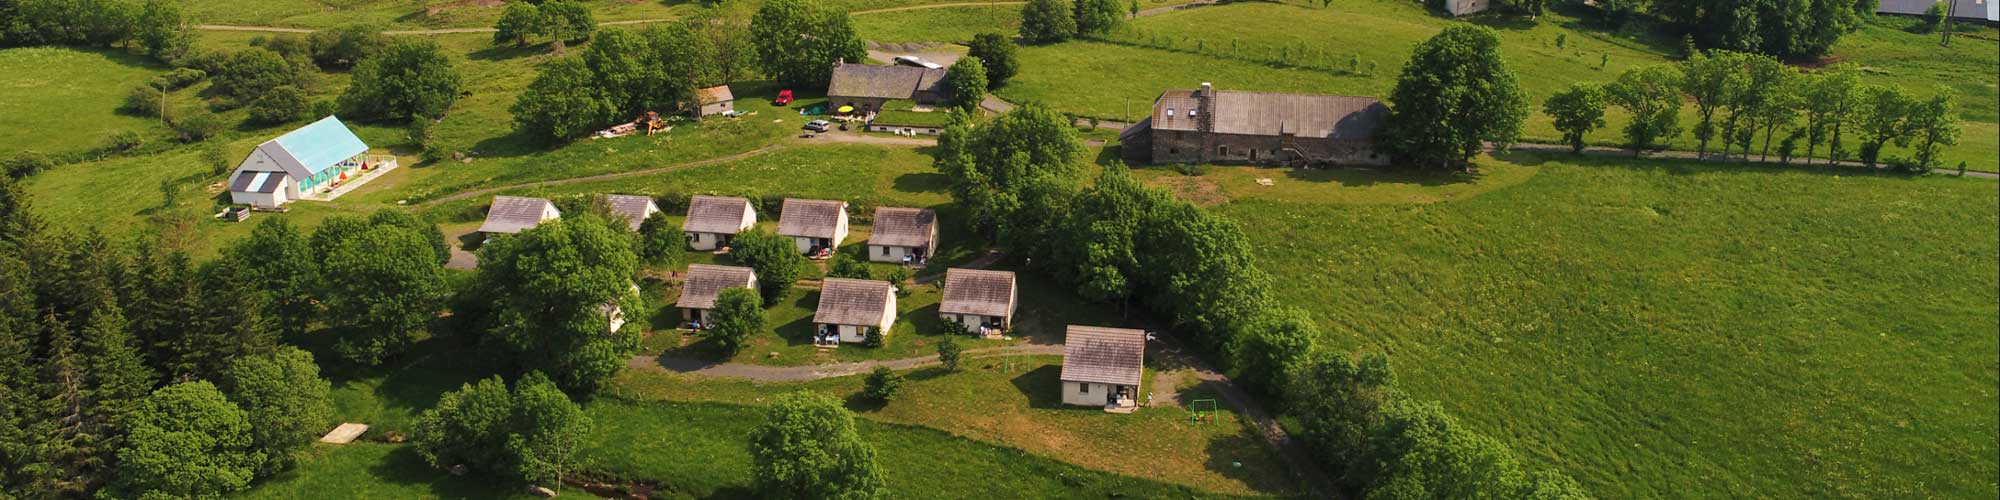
[{"left": 1250, "top": 149, "right": 1258, "bottom": 161}]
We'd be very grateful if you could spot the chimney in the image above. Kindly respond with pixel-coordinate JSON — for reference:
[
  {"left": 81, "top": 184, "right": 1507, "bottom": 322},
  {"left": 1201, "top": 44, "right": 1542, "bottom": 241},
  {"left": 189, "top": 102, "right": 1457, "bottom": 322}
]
[{"left": 1199, "top": 82, "right": 1212, "bottom": 96}]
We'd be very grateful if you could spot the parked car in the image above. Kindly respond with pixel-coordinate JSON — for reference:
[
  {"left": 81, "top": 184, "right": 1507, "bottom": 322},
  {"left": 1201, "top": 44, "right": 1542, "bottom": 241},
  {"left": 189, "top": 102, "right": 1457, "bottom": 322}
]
[
  {"left": 774, "top": 90, "right": 794, "bottom": 106},
  {"left": 803, "top": 120, "right": 831, "bottom": 132}
]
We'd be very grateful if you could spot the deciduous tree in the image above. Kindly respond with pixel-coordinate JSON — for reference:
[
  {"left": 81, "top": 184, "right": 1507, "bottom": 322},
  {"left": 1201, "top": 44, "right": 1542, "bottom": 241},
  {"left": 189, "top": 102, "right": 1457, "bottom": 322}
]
[
  {"left": 728, "top": 229, "right": 805, "bottom": 306},
  {"left": 1019, "top": 0, "right": 1077, "bottom": 44},
  {"left": 708, "top": 287, "right": 763, "bottom": 355},
  {"left": 1379, "top": 25, "right": 1528, "bottom": 169},
  {"left": 340, "top": 40, "right": 463, "bottom": 120},
  {"left": 966, "top": 33, "right": 1019, "bottom": 88},
  {"left": 219, "top": 346, "right": 333, "bottom": 476},
  {"left": 748, "top": 391, "right": 885, "bottom": 500},
  {"left": 636, "top": 211, "right": 688, "bottom": 266},
  {"left": 1605, "top": 64, "right": 1684, "bottom": 155},
  {"left": 478, "top": 215, "right": 644, "bottom": 396},
  {"left": 104, "top": 381, "right": 262, "bottom": 500},
  {"left": 511, "top": 57, "right": 617, "bottom": 142},
  {"left": 133, "top": 0, "right": 193, "bottom": 62},
  {"left": 1073, "top": 0, "right": 1123, "bottom": 35},
  {"left": 750, "top": 0, "right": 865, "bottom": 87},
  {"left": 862, "top": 366, "right": 902, "bottom": 402},
  {"left": 1543, "top": 83, "right": 1608, "bottom": 154},
  {"left": 1853, "top": 84, "right": 1916, "bottom": 168},
  {"left": 943, "top": 56, "right": 988, "bottom": 112},
  {"left": 1904, "top": 88, "right": 1960, "bottom": 172},
  {"left": 318, "top": 220, "right": 449, "bottom": 365}
]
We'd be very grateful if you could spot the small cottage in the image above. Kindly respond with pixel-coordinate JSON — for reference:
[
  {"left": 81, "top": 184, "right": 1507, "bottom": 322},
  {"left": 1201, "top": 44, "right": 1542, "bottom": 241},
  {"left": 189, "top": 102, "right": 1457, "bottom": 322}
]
[
  {"left": 696, "top": 85, "right": 735, "bottom": 118},
  {"left": 226, "top": 116, "right": 393, "bottom": 207},
  {"left": 813, "top": 278, "right": 897, "bottom": 345},
  {"left": 605, "top": 194, "right": 661, "bottom": 232},
  {"left": 777, "top": 198, "right": 849, "bottom": 256},
  {"left": 682, "top": 195, "right": 756, "bottom": 251},
  {"left": 866, "top": 207, "right": 937, "bottom": 264},
  {"left": 1060, "top": 325, "right": 1146, "bottom": 412},
  {"left": 1443, "top": 0, "right": 1486, "bottom": 16},
  {"left": 938, "top": 269, "right": 1015, "bottom": 335},
  {"left": 478, "top": 196, "right": 560, "bottom": 240},
  {"left": 675, "top": 264, "right": 758, "bottom": 328}
]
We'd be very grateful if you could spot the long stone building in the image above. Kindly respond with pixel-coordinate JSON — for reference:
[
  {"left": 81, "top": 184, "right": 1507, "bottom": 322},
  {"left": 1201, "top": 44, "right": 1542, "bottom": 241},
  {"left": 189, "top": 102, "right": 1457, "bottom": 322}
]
[{"left": 1119, "top": 83, "right": 1390, "bottom": 167}]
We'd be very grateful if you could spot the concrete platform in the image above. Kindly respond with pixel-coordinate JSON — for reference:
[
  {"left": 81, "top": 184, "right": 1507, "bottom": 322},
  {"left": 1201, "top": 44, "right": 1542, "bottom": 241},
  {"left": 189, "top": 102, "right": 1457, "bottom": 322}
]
[{"left": 319, "top": 423, "right": 369, "bottom": 444}]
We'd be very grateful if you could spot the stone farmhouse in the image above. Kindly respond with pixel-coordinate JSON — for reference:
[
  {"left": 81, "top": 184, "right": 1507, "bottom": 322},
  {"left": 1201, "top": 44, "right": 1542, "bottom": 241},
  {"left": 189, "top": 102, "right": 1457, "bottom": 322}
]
[
  {"left": 866, "top": 207, "right": 937, "bottom": 264},
  {"left": 826, "top": 60, "right": 948, "bottom": 114},
  {"left": 682, "top": 195, "right": 756, "bottom": 251},
  {"left": 1120, "top": 83, "right": 1390, "bottom": 167}
]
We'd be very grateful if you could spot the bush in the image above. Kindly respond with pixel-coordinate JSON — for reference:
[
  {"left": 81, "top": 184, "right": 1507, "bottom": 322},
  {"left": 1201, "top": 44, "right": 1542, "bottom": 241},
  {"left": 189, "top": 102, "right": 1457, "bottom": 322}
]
[
  {"left": 885, "top": 268, "right": 911, "bottom": 297},
  {"left": 213, "top": 48, "right": 299, "bottom": 101},
  {"left": 172, "top": 109, "right": 225, "bottom": 143},
  {"left": 827, "top": 253, "right": 872, "bottom": 279},
  {"left": 862, "top": 366, "right": 902, "bottom": 401},
  {"left": 636, "top": 212, "right": 688, "bottom": 266},
  {"left": 149, "top": 67, "right": 208, "bottom": 91},
  {"left": 936, "top": 335, "right": 962, "bottom": 371},
  {"left": 4, "top": 152, "right": 55, "bottom": 179},
  {"left": 749, "top": 392, "right": 884, "bottom": 498},
  {"left": 862, "top": 328, "right": 885, "bottom": 348},
  {"left": 249, "top": 86, "right": 311, "bottom": 125},
  {"left": 204, "top": 142, "right": 234, "bottom": 177},
  {"left": 123, "top": 85, "right": 165, "bottom": 118},
  {"left": 104, "top": 130, "right": 144, "bottom": 152},
  {"left": 308, "top": 24, "right": 384, "bottom": 69},
  {"left": 708, "top": 287, "right": 763, "bottom": 355}
]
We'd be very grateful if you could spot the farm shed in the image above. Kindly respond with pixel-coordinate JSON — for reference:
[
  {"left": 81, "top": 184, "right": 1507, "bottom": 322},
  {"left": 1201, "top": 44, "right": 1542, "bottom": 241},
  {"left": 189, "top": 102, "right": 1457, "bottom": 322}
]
[
  {"left": 826, "top": 60, "right": 949, "bottom": 115},
  {"left": 813, "top": 278, "right": 898, "bottom": 345},
  {"left": 1060, "top": 325, "right": 1145, "bottom": 412},
  {"left": 676, "top": 264, "right": 759, "bottom": 328},
  {"left": 939, "top": 269, "right": 1016, "bottom": 335},
  {"left": 866, "top": 207, "right": 937, "bottom": 264},
  {"left": 478, "top": 196, "right": 560, "bottom": 239},
  {"left": 1121, "top": 83, "right": 1389, "bottom": 167},
  {"left": 777, "top": 198, "right": 849, "bottom": 256},
  {"left": 226, "top": 116, "right": 393, "bottom": 207},
  {"left": 682, "top": 195, "right": 757, "bottom": 251},
  {"left": 605, "top": 194, "right": 661, "bottom": 232}
]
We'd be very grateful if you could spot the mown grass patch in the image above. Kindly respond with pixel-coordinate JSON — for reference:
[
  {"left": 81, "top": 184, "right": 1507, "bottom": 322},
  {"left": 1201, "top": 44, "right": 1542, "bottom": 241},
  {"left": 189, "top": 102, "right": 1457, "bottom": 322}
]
[
  {"left": 1130, "top": 156, "right": 1540, "bottom": 205},
  {"left": 1213, "top": 154, "right": 1999, "bottom": 498},
  {"left": 234, "top": 442, "right": 535, "bottom": 500},
  {"left": 854, "top": 4, "right": 1022, "bottom": 43}
]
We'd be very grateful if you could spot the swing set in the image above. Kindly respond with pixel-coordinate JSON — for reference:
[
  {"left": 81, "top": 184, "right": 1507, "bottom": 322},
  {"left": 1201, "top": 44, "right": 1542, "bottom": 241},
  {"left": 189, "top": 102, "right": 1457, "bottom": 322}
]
[{"left": 1189, "top": 399, "right": 1218, "bottom": 423}]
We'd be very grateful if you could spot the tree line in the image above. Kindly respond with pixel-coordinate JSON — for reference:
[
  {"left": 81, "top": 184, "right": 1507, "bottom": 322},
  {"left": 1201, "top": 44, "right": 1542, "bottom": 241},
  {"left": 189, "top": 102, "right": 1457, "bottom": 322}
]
[
  {"left": 935, "top": 105, "right": 1591, "bottom": 498},
  {"left": 1018, "top": 0, "right": 1126, "bottom": 44},
  {"left": 1545, "top": 49, "right": 1961, "bottom": 171}
]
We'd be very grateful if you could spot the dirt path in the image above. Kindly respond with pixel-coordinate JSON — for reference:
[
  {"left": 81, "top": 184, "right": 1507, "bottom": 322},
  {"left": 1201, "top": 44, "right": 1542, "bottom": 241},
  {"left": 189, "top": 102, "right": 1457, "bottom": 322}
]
[
  {"left": 199, "top": 18, "right": 666, "bottom": 36},
  {"left": 850, "top": 1, "right": 1026, "bottom": 15},
  {"left": 627, "top": 344, "right": 1064, "bottom": 382},
  {"left": 1134, "top": 0, "right": 1221, "bottom": 17},
  {"left": 416, "top": 144, "right": 785, "bottom": 208}
]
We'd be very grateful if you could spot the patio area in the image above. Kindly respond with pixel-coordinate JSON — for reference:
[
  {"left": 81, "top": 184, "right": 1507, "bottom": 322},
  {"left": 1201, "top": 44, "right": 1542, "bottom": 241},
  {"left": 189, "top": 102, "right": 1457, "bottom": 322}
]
[{"left": 302, "top": 154, "right": 400, "bottom": 202}]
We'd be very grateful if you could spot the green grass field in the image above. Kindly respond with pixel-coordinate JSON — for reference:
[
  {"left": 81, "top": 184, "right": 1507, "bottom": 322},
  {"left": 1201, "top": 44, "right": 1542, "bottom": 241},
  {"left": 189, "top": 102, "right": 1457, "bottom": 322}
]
[
  {"left": 1207, "top": 154, "right": 1999, "bottom": 498},
  {"left": 854, "top": 4, "right": 1022, "bottom": 43},
  {"left": 0, "top": 48, "right": 170, "bottom": 153},
  {"left": 998, "top": 0, "right": 1999, "bottom": 170},
  {"left": 234, "top": 442, "right": 535, "bottom": 500}
]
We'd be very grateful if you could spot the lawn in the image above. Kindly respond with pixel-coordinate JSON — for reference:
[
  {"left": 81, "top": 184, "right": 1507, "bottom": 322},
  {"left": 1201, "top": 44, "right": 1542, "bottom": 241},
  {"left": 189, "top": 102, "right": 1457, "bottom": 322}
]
[
  {"left": 1000, "top": 0, "right": 2000, "bottom": 170},
  {"left": 0, "top": 47, "right": 170, "bottom": 154},
  {"left": 602, "top": 355, "right": 1296, "bottom": 497},
  {"left": 234, "top": 442, "right": 535, "bottom": 500},
  {"left": 188, "top": 0, "right": 692, "bottom": 31},
  {"left": 853, "top": 4, "right": 1022, "bottom": 43},
  {"left": 1208, "top": 154, "right": 1999, "bottom": 498}
]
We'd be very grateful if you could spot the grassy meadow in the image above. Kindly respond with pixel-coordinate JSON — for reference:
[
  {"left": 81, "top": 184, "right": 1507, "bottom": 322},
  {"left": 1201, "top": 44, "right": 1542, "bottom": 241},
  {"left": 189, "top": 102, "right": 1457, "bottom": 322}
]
[
  {"left": 1204, "top": 154, "right": 1999, "bottom": 498},
  {"left": 0, "top": 48, "right": 171, "bottom": 153}
]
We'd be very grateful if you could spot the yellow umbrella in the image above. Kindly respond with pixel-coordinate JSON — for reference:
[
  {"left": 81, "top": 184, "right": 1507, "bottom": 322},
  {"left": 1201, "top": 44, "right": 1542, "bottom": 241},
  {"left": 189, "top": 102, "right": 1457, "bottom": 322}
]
[{"left": 837, "top": 105, "right": 855, "bottom": 113}]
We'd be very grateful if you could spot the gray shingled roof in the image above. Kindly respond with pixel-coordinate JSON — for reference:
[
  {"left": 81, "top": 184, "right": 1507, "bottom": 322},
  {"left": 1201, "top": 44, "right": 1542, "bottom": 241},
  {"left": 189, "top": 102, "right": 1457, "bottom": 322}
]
[
  {"left": 676, "top": 264, "right": 757, "bottom": 310},
  {"left": 778, "top": 198, "right": 845, "bottom": 239},
  {"left": 699, "top": 85, "right": 734, "bottom": 104},
  {"left": 605, "top": 194, "right": 658, "bottom": 232},
  {"left": 828, "top": 63, "right": 936, "bottom": 100},
  {"left": 1879, "top": 0, "right": 1991, "bottom": 19},
  {"left": 682, "top": 195, "right": 752, "bottom": 234},
  {"left": 813, "top": 278, "right": 894, "bottom": 326},
  {"left": 1211, "top": 91, "right": 1385, "bottom": 139},
  {"left": 868, "top": 207, "right": 936, "bottom": 248},
  {"left": 1060, "top": 325, "right": 1146, "bottom": 386},
  {"left": 478, "top": 196, "right": 557, "bottom": 234},
  {"left": 939, "top": 269, "right": 1014, "bottom": 317},
  {"left": 1151, "top": 90, "right": 1202, "bottom": 132}
]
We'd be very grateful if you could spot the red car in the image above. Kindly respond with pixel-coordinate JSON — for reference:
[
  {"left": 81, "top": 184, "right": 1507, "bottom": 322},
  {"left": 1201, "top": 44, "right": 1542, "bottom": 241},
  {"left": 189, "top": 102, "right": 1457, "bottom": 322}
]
[{"left": 773, "top": 90, "right": 794, "bottom": 106}]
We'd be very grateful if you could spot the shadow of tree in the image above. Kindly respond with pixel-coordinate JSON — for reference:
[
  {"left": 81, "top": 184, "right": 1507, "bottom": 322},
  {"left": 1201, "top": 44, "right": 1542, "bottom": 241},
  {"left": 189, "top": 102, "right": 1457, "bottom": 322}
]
[
  {"left": 772, "top": 292, "right": 819, "bottom": 348},
  {"left": 1007, "top": 364, "right": 1065, "bottom": 409}
]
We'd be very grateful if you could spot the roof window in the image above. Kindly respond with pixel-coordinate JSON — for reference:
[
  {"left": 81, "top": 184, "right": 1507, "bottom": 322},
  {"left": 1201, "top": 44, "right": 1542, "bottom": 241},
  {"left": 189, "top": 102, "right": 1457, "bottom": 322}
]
[{"left": 1166, "top": 107, "right": 1176, "bottom": 117}]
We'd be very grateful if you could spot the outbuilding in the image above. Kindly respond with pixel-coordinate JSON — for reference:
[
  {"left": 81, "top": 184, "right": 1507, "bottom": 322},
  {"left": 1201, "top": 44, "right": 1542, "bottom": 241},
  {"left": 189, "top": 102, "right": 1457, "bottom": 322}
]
[
  {"left": 478, "top": 196, "right": 560, "bottom": 241},
  {"left": 226, "top": 116, "right": 394, "bottom": 207},
  {"left": 866, "top": 207, "right": 937, "bottom": 265},
  {"left": 777, "top": 198, "right": 849, "bottom": 257},
  {"left": 813, "top": 278, "right": 898, "bottom": 345},
  {"left": 1060, "top": 325, "right": 1146, "bottom": 412},
  {"left": 605, "top": 194, "right": 661, "bottom": 232},
  {"left": 826, "top": 60, "right": 949, "bottom": 115},
  {"left": 696, "top": 85, "right": 735, "bottom": 118},
  {"left": 682, "top": 195, "right": 757, "bottom": 251},
  {"left": 676, "top": 264, "right": 759, "bottom": 328},
  {"left": 938, "top": 269, "right": 1015, "bottom": 336}
]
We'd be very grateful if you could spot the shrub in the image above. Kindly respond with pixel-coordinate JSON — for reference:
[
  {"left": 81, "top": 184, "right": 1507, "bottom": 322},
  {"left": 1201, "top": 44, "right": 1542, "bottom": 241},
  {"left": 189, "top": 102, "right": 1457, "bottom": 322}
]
[
  {"left": 104, "top": 130, "right": 144, "bottom": 152},
  {"left": 862, "top": 366, "right": 902, "bottom": 401},
  {"left": 340, "top": 40, "right": 462, "bottom": 120},
  {"left": 124, "top": 85, "right": 165, "bottom": 118},
  {"left": 708, "top": 287, "right": 763, "bottom": 355},
  {"left": 884, "top": 268, "right": 911, "bottom": 297},
  {"left": 213, "top": 48, "right": 299, "bottom": 101},
  {"left": 4, "top": 152, "right": 55, "bottom": 179},
  {"left": 172, "top": 109, "right": 225, "bottom": 143},
  {"left": 863, "top": 328, "right": 884, "bottom": 348},
  {"left": 636, "top": 211, "right": 688, "bottom": 266},
  {"left": 149, "top": 67, "right": 208, "bottom": 91},
  {"left": 749, "top": 392, "right": 885, "bottom": 498},
  {"left": 308, "top": 24, "right": 384, "bottom": 69},
  {"left": 203, "top": 142, "right": 233, "bottom": 177},
  {"left": 827, "top": 253, "right": 872, "bottom": 279},
  {"left": 936, "top": 335, "right": 962, "bottom": 371},
  {"left": 249, "top": 86, "right": 311, "bottom": 125}
]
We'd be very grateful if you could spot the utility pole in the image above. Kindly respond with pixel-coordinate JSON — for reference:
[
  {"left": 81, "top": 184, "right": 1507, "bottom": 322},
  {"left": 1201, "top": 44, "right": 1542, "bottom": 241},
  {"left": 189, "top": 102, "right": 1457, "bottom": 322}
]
[{"left": 1942, "top": 0, "right": 1956, "bottom": 47}]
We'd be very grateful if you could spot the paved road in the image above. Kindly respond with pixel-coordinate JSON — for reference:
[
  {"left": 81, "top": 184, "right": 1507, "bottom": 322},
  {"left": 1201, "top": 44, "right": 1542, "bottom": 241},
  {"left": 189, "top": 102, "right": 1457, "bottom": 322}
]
[
  {"left": 851, "top": 1, "right": 1026, "bottom": 15},
  {"left": 416, "top": 144, "right": 786, "bottom": 207}
]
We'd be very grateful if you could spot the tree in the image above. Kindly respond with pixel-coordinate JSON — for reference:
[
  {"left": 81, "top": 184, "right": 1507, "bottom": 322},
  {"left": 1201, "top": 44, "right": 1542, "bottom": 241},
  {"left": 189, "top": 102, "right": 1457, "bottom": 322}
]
[
  {"left": 511, "top": 57, "right": 617, "bottom": 142},
  {"left": 936, "top": 334, "right": 962, "bottom": 371},
  {"left": 1903, "top": 88, "right": 1959, "bottom": 172},
  {"left": 636, "top": 211, "right": 688, "bottom": 266},
  {"left": 133, "top": 0, "right": 193, "bottom": 62},
  {"left": 1718, "top": 54, "right": 1792, "bottom": 160},
  {"left": 1361, "top": 398, "right": 1560, "bottom": 498},
  {"left": 478, "top": 215, "right": 644, "bottom": 396},
  {"left": 104, "top": 381, "right": 263, "bottom": 500},
  {"left": 707, "top": 287, "right": 764, "bottom": 355},
  {"left": 1289, "top": 351, "right": 1396, "bottom": 488},
  {"left": 308, "top": 24, "right": 384, "bottom": 69},
  {"left": 538, "top": 0, "right": 595, "bottom": 50},
  {"left": 171, "top": 108, "right": 225, "bottom": 143},
  {"left": 212, "top": 48, "right": 298, "bottom": 101},
  {"left": 506, "top": 372, "right": 590, "bottom": 486},
  {"left": 219, "top": 346, "right": 333, "bottom": 476},
  {"left": 413, "top": 377, "right": 517, "bottom": 476},
  {"left": 1605, "top": 64, "right": 1684, "bottom": 155},
  {"left": 494, "top": 1, "right": 541, "bottom": 47},
  {"left": 249, "top": 85, "right": 311, "bottom": 124},
  {"left": 862, "top": 366, "right": 903, "bottom": 402},
  {"left": 966, "top": 33, "right": 1019, "bottom": 88},
  {"left": 1919, "top": 1, "right": 1947, "bottom": 33},
  {"left": 1543, "top": 83, "right": 1608, "bottom": 154},
  {"left": 1019, "top": 0, "right": 1077, "bottom": 44},
  {"left": 1378, "top": 25, "right": 1528, "bottom": 169},
  {"left": 1074, "top": 0, "right": 1123, "bottom": 35},
  {"left": 1853, "top": 84, "right": 1916, "bottom": 168},
  {"left": 748, "top": 391, "right": 886, "bottom": 500},
  {"left": 827, "top": 253, "right": 872, "bottom": 279},
  {"left": 943, "top": 56, "right": 988, "bottom": 112},
  {"left": 1799, "top": 66, "right": 1860, "bottom": 164},
  {"left": 318, "top": 220, "right": 449, "bottom": 365},
  {"left": 340, "top": 40, "right": 463, "bottom": 120},
  {"left": 1678, "top": 50, "right": 1749, "bottom": 159},
  {"left": 936, "top": 106, "right": 1085, "bottom": 248},
  {"left": 1232, "top": 308, "right": 1317, "bottom": 399},
  {"left": 584, "top": 28, "right": 668, "bottom": 119},
  {"left": 1650, "top": 0, "right": 1865, "bottom": 59},
  {"left": 750, "top": 0, "right": 866, "bottom": 87},
  {"left": 729, "top": 229, "right": 806, "bottom": 306}
]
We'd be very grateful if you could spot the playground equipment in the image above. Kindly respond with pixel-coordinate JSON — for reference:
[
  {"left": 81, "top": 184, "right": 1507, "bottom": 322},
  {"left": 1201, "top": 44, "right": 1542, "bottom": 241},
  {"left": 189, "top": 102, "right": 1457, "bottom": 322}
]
[{"left": 1190, "top": 399, "right": 1218, "bottom": 423}]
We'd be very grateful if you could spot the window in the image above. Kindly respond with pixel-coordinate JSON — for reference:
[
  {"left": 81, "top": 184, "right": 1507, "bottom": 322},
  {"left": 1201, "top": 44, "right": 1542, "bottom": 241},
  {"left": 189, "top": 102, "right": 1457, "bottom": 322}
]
[
  {"left": 880, "top": 246, "right": 889, "bottom": 256},
  {"left": 1079, "top": 384, "right": 1090, "bottom": 394},
  {"left": 1168, "top": 147, "right": 1178, "bottom": 154},
  {"left": 1189, "top": 109, "right": 1198, "bottom": 117},
  {"left": 1219, "top": 146, "right": 1228, "bottom": 157},
  {"left": 1166, "top": 107, "right": 1175, "bottom": 117}
]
